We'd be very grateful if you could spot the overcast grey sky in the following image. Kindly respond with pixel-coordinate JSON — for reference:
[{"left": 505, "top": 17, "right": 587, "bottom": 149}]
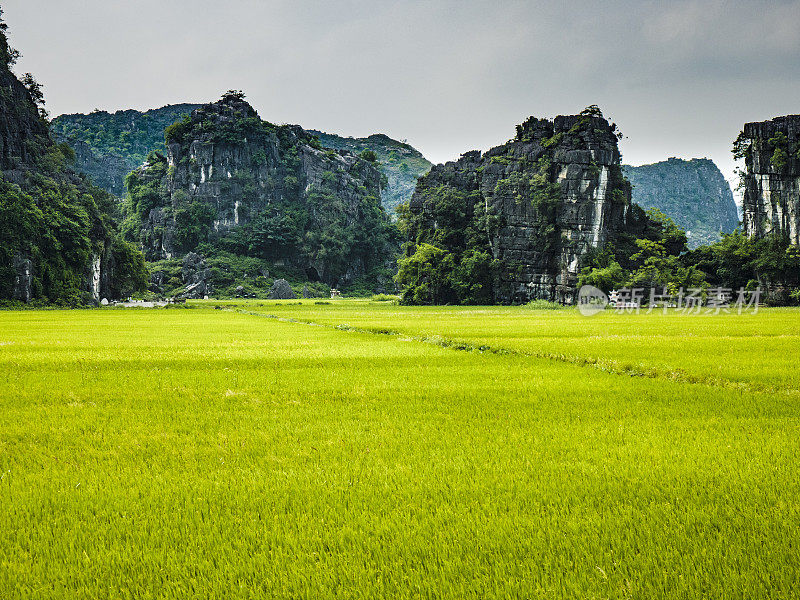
[{"left": 4, "top": 0, "right": 800, "bottom": 189}]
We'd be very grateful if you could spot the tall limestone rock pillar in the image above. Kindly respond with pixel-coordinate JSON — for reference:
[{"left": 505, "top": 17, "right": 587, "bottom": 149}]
[
  {"left": 739, "top": 115, "right": 800, "bottom": 244},
  {"left": 407, "top": 111, "right": 631, "bottom": 304}
]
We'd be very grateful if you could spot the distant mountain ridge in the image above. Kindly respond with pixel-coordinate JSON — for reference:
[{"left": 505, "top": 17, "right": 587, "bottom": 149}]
[
  {"left": 51, "top": 107, "right": 433, "bottom": 214},
  {"left": 308, "top": 130, "right": 432, "bottom": 213},
  {"left": 50, "top": 104, "right": 201, "bottom": 196},
  {"left": 623, "top": 158, "right": 739, "bottom": 248}
]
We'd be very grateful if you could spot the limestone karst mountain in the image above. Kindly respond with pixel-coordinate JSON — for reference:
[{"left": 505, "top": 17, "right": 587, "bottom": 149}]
[
  {"left": 124, "top": 92, "right": 397, "bottom": 295},
  {"left": 403, "top": 109, "right": 634, "bottom": 304},
  {"left": 623, "top": 158, "right": 739, "bottom": 248}
]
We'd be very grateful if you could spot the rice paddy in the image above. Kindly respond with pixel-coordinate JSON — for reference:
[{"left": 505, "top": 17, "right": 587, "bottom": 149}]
[{"left": 1, "top": 301, "right": 798, "bottom": 598}]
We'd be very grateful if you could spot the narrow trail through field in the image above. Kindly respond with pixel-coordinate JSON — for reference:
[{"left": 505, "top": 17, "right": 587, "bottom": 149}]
[{"left": 230, "top": 308, "right": 800, "bottom": 398}]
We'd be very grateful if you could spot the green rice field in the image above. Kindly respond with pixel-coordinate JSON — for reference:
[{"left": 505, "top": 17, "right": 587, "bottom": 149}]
[{"left": 1, "top": 301, "right": 798, "bottom": 598}]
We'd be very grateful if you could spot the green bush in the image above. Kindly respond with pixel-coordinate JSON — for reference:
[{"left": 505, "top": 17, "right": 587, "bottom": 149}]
[{"left": 359, "top": 150, "right": 378, "bottom": 162}]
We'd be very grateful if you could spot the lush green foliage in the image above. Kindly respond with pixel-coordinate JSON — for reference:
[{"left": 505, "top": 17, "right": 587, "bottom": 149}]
[
  {"left": 0, "top": 161, "right": 147, "bottom": 304},
  {"left": 396, "top": 182, "right": 503, "bottom": 305},
  {"left": 358, "top": 149, "right": 377, "bottom": 162},
  {"left": 579, "top": 206, "right": 800, "bottom": 303},
  {"left": 51, "top": 104, "right": 201, "bottom": 188},
  {"left": 147, "top": 252, "right": 331, "bottom": 299},
  {"left": 768, "top": 132, "right": 792, "bottom": 173},
  {"left": 686, "top": 229, "right": 800, "bottom": 298},
  {"left": 1, "top": 303, "right": 798, "bottom": 597},
  {"left": 579, "top": 208, "right": 704, "bottom": 294}
]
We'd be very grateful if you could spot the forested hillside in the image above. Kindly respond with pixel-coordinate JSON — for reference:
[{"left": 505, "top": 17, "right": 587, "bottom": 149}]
[
  {"left": 51, "top": 104, "right": 200, "bottom": 196},
  {"left": 0, "top": 8, "right": 146, "bottom": 304}
]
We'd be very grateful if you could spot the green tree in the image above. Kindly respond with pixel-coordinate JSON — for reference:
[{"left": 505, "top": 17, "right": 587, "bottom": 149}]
[{"left": 395, "top": 243, "right": 454, "bottom": 304}]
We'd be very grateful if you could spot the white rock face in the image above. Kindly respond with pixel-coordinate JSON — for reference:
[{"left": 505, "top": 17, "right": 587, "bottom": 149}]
[
  {"left": 591, "top": 166, "right": 609, "bottom": 247},
  {"left": 91, "top": 255, "right": 101, "bottom": 301}
]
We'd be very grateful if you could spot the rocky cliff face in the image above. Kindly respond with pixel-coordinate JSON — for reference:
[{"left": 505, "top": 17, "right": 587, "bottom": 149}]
[
  {"left": 127, "top": 93, "right": 395, "bottom": 288},
  {"left": 68, "top": 139, "right": 132, "bottom": 197},
  {"left": 739, "top": 115, "right": 800, "bottom": 244},
  {"left": 407, "top": 112, "right": 631, "bottom": 303},
  {"left": 0, "top": 68, "right": 50, "bottom": 174},
  {"left": 623, "top": 158, "right": 739, "bottom": 248}
]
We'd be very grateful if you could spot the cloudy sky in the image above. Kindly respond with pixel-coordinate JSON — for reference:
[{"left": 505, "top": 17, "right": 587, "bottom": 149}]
[{"left": 4, "top": 0, "right": 800, "bottom": 189}]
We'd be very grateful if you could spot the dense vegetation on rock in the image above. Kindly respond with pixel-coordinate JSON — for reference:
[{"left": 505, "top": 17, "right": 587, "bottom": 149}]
[
  {"left": 579, "top": 221, "right": 800, "bottom": 304},
  {"left": 397, "top": 107, "right": 633, "bottom": 304},
  {"left": 623, "top": 158, "right": 739, "bottom": 248},
  {"left": 308, "top": 130, "right": 432, "bottom": 213},
  {"left": 576, "top": 207, "right": 703, "bottom": 294},
  {"left": 50, "top": 104, "right": 200, "bottom": 197},
  {"left": 0, "top": 9, "right": 146, "bottom": 305},
  {"left": 123, "top": 92, "right": 399, "bottom": 298}
]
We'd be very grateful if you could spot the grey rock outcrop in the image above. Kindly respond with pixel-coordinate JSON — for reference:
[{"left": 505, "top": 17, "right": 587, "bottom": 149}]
[
  {"left": 12, "top": 253, "right": 33, "bottom": 302},
  {"left": 309, "top": 131, "right": 433, "bottom": 213},
  {"left": 0, "top": 70, "right": 49, "bottom": 173},
  {"left": 68, "top": 140, "right": 132, "bottom": 198},
  {"left": 269, "top": 278, "right": 296, "bottom": 299},
  {"left": 739, "top": 115, "right": 800, "bottom": 244},
  {"left": 177, "top": 252, "right": 210, "bottom": 299}
]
